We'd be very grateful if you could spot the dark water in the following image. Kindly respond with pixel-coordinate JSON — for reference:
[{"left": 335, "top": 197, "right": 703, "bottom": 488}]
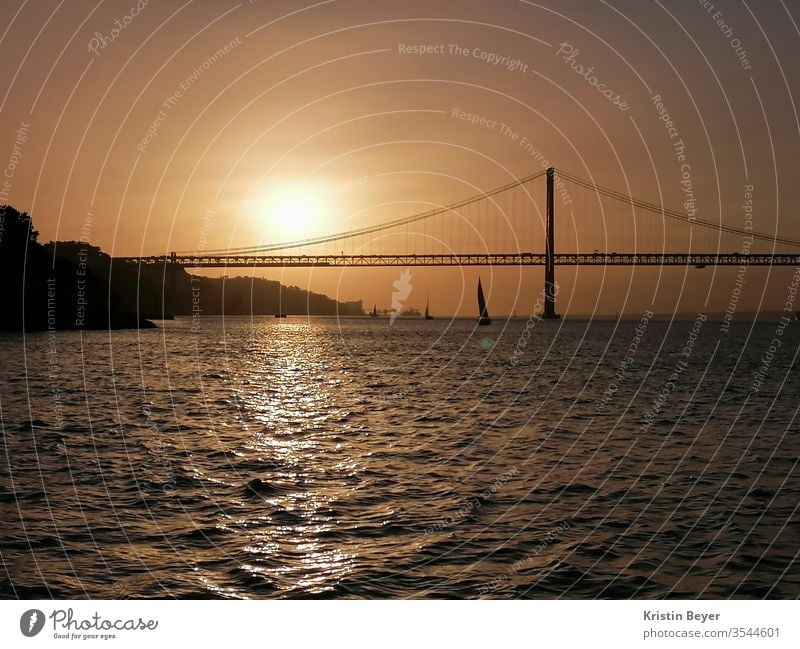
[{"left": 1, "top": 316, "right": 798, "bottom": 599}]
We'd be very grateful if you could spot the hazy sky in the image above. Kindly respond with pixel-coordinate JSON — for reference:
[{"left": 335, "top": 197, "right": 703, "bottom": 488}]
[{"left": 2, "top": 0, "right": 799, "bottom": 316}]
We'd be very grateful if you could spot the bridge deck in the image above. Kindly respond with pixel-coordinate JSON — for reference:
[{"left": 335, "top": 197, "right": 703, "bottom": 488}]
[{"left": 115, "top": 253, "right": 800, "bottom": 267}]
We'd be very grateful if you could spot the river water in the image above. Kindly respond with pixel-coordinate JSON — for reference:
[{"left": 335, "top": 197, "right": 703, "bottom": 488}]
[{"left": 1, "top": 316, "right": 798, "bottom": 598}]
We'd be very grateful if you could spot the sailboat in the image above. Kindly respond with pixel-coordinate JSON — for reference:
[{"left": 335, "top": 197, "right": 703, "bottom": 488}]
[
  {"left": 370, "top": 304, "right": 378, "bottom": 318},
  {"left": 424, "top": 296, "right": 434, "bottom": 320},
  {"left": 477, "top": 278, "right": 492, "bottom": 326}
]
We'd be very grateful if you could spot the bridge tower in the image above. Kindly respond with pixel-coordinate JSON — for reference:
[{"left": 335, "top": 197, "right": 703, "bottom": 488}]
[{"left": 543, "top": 167, "right": 560, "bottom": 319}]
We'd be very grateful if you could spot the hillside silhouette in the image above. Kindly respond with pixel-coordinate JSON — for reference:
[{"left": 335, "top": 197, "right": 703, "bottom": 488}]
[
  {"left": 0, "top": 205, "right": 150, "bottom": 331},
  {"left": 168, "top": 272, "right": 364, "bottom": 317},
  {"left": 0, "top": 205, "right": 363, "bottom": 332}
]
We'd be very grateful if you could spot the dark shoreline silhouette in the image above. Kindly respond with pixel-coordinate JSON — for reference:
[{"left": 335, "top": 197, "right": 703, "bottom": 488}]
[
  {"left": 170, "top": 271, "right": 363, "bottom": 318},
  {"left": 0, "top": 205, "right": 150, "bottom": 332},
  {"left": 0, "top": 205, "right": 363, "bottom": 332}
]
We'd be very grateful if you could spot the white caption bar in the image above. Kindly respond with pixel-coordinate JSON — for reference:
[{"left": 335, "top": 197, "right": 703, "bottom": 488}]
[{"left": 0, "top": 600, "right": 796, "bottom": 648}]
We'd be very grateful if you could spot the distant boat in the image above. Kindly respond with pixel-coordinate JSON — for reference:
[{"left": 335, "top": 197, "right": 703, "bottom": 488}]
[
  {"left": 425, "top": 296, "right": 434, "bottom": 320},
  {"left": 274, "top": 313, "right": 287, "bottom": 318},
  {"left": 370, "top": 304, "right": 378, "bottom": 318},
  {"left": 477, "top": 278, "right": 491, "bottom": 326}
]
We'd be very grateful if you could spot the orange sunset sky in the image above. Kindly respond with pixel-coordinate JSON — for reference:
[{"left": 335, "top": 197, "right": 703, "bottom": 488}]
[{"left": 1, "top": 0, "right": 799, "bottom": 316}]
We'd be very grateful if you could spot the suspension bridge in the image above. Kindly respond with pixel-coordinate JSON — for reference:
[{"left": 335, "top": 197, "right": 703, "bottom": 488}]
[{"left": 117, "top": 168, "right": 800, "bottom": 318}]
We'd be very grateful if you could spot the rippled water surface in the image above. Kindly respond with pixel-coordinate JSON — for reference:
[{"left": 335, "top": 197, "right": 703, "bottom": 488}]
[{"left": 1, "top": 316, "right": 798, "bottom": 598}]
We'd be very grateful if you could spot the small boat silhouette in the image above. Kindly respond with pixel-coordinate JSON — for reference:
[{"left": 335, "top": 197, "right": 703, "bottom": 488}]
[
  {"left": 477, "top": 278, "right": 491, "bottom": 326},
  {"left": 370, "top": 304, "right": 378, "bottom": 318},
  {"left": 425, "top": 295, "right": 434, "bottom": 320}
]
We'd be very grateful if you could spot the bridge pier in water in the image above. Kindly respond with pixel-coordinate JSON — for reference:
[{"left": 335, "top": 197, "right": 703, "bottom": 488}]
[{"left": 543, "top": 167, "right": 560, "bottom": 319}]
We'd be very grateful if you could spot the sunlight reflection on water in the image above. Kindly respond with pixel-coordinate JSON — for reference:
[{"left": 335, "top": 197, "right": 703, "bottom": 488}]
[{"left": 0, "top": 317, "right": 798, "bottom": 598}]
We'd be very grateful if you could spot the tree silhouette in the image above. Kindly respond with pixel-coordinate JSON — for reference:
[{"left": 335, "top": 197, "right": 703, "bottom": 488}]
[
  {"left": 0, "top": 204, "right": 38, "bottom": 249},
  {"left": 0, "top": 205, "right": 40, "bottom": 330}
]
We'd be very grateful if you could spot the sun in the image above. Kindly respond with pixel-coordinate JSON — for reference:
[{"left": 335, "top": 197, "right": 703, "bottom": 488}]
[{"left": 253, "top": 182, "right": 329, "bottom": 241}]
